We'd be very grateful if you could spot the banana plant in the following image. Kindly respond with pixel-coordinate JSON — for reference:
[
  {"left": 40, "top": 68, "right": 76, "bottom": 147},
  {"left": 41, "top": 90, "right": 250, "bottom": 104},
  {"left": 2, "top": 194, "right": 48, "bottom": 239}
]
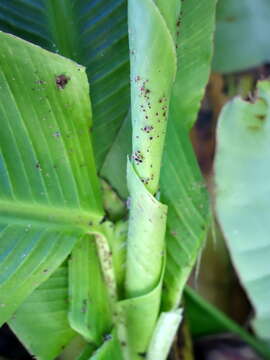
[{"left": 0, "top": 0, "right": 217, "bottom": 359}]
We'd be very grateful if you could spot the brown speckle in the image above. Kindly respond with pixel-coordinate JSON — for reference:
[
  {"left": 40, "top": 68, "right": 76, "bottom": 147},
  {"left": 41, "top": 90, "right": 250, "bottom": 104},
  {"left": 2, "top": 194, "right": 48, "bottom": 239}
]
[
  {"left": 248, "top": 125, "right": 260, "bottom": 131},
  {"left": 225, "top": 16, "right": 237, "bottom": 22},
  {"left": 56, "top": 74, "right": 70, "bottom": 89},
  {"left": 133, "top": 151, "right": 144, "bottom": 164},
  {"left": 256, "top": 114, "right": 266, "bottom": 121}
]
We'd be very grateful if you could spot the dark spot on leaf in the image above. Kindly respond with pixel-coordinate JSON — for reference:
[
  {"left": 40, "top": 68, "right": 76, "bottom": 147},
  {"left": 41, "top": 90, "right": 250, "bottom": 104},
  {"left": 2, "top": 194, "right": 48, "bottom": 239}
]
[
  {"left": 142, "top": 125, "right": 153, "bottom": 133},
  {"left": 55, "top": 74, "right": 70, "bottom": 89},
  {"left": 36, "top": 79, "right": 46, "bottom": 85},
  {"left": 256, "top": 114, "right": 266, "bottom": 121},
  {"left": 81, "top": 299, "right": 87, "bottom": 313},
  {"left": 103, "top": 334, "right": 112, "bottom": 342},
  {"left": 133, "top": 151, "right": 144, "bottom": 164},
  {"left": 138, "top": 352, "right": 146, "bottom": 358},
  {"left": 53, "top": 131, "right": 61, "bottom": 138},
  {"left": 225, "top": 16, "right": 237, "bottom": 22},
  {"left": 248, "top": 125, "right": 260, "bottom": 131},
  {"left": 99, "top": 215, "right": 107, "bottom": 224}
]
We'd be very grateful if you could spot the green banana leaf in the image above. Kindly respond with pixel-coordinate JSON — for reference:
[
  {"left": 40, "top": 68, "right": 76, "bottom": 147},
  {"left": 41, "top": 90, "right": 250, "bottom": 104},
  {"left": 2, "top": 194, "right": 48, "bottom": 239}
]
[
  {"left": 0, "top": 30, "right": 105, "bottom": 350},
  {"left": 101, "top": 114, "right": 131, "bottom": 198},
  {"left": 0, "top": 0, "right": 130, "bottom": 167},
  {"left": 68, "top": 236, "right": 112, "bottom": 344},
  {"left": 213, "top": 0, "right": 270, "bottom": 73},
  {"left": 215, "top": 80, "right": 270, "bottom": 339},
  {"left": 89, "top": 330, "right": 123, "bottom": 360},
  {"left": 117, "top": 262, "right": 165, "bottom": 360},
  {"left": 160, "top": 0, "right": 216, "bottom": 310},
  {"left": 8, "top": 263, "right": 76, "bottom": 360},
  {"left": 185, "top": 287, "right": 270, "bottom": 359}
]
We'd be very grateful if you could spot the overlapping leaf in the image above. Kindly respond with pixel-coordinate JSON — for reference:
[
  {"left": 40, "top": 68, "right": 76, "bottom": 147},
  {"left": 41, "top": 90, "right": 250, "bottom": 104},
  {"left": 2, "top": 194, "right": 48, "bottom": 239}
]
[
  {"left": 0, "top": 31, "right": 103, "bottom": 328},
  {"left": 68, "top": 236, "right": 112, "bottom": 344},
  {"left": 161, "top": 0, "right": 216, "bottom": 310},
  {"left": 8, "top": 263, "right": 76, "bottom": 360},
  {"left": 185, "top": 287, "right": 270, "bottom": 359},
  {"left": 102, "top": 1, "right": 216, "bottom": 313},
  {"left": 0, "top": 0, "right": 130, "bottom": 167}
]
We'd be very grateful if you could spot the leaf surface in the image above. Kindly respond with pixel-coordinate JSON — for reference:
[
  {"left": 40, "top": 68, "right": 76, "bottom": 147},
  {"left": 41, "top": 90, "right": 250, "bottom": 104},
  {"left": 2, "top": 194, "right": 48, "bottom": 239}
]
[
  {"left": 0, "top": 0, "right": 130, "bottom": 167},
  {"left": 215, "top": 80, "right": 270, "bottom": 339},
  {"left": 9, "top": 263, "right": 76, "bottom": 360},
  {"left": 0, "top": 31, "right": 103, "bottom": 326},
  {"left": 68, "top": 236, "right": 112, "bottom": 344},
  {"left": 213, "top": 0, "right": 270, "bottom": 73},
  {"left": 160, "top": 0, "right": 216, "bottom": 310}
]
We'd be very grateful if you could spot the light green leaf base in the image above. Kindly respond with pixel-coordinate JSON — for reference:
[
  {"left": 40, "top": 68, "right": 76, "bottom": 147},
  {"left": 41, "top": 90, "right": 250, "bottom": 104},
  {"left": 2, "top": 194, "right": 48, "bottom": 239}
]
[{"left": 147, "top": 309, "right": 183, "bottom": 360}]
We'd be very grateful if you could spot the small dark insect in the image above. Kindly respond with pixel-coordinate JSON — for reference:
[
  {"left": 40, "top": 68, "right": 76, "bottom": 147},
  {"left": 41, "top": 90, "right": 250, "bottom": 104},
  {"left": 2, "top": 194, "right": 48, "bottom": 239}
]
[
  {"left": 103, "top": 334, "right": 112, "bottom": 342},
  {"left": 55, "top": 74, "right": 70, "bottom": 89}
]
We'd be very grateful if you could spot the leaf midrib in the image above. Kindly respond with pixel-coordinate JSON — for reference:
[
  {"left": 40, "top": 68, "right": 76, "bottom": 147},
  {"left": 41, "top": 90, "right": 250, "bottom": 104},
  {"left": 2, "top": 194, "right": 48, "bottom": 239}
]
[{"left": 0, "top": 199, "right": 102, "bottom": 230}]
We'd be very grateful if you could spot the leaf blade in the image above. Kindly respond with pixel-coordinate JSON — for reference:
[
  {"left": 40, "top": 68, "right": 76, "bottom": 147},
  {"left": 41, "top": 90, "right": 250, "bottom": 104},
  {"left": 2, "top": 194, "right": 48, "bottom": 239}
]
[
  {"left": 215, "top": 81, "right": 270, "bottom": 339},
  {"left": 9, "top": 263, "right": 76, "bottom": 360},
  {"left": 0, "top": 31, "right": 103, "bottom": 327},
  {"left": 0, "top": 0, "right": 130, "bottom": 167},
  {"left": 160, "top": 0, "right": 216, "bottom": 309}
]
